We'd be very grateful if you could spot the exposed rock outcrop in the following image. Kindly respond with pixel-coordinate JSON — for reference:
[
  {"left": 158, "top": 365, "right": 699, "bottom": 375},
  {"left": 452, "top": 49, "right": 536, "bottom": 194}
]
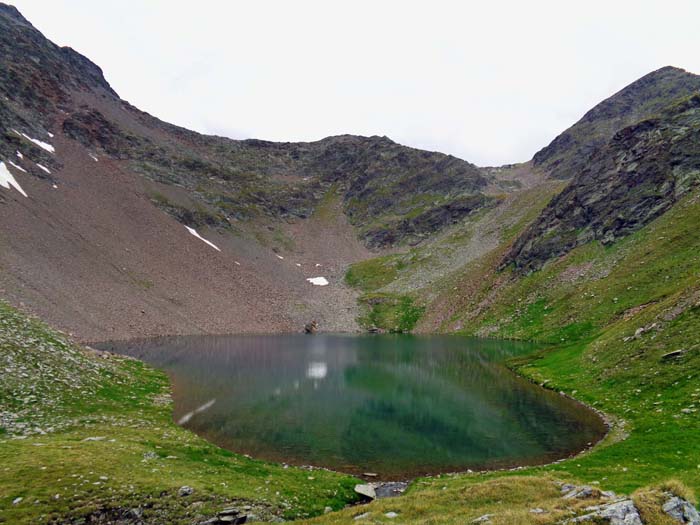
[
  {"left": 533, "top": 66, "right": 700, "bottom": 180},
  {"left": 506, "top": 93, "right": 700, "bottom": 273}
]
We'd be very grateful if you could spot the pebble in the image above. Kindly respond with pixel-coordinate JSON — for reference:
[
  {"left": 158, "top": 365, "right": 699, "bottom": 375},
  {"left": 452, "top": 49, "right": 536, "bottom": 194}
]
[{"left": 178, "top": 485, "right": 194, "bottom": 497}]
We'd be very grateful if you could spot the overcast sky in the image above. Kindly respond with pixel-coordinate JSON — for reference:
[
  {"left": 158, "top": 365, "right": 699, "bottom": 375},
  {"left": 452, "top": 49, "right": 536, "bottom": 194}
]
[{"left": 12, "top": 0, "right": 700, "bottom": 165}]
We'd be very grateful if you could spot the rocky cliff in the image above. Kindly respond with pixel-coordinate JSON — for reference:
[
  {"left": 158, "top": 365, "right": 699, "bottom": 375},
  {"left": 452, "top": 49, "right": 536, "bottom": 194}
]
[
  {"left": 506, "top": 93, "right": 700, "bottom": 272},
  {"left": 532, "top": 66, "right": 700, "bottom": 180}
]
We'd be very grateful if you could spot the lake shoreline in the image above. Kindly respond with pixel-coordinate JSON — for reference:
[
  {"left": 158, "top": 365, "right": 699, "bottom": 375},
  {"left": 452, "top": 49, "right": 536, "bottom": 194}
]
[{"left": 95, "top": 332, "right": 609, "bottom": 483}]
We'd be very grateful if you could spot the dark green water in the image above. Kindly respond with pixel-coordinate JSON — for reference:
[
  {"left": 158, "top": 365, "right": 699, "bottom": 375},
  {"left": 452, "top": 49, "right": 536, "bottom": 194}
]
[{"left": 100, "top": 334, "right": 606, "bottom": 479}]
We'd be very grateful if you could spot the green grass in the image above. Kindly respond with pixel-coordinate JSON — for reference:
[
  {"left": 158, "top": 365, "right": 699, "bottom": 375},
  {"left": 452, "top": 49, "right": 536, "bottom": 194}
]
[
  {"left": 345, "top": 255, "right": 406, "bottom": 292},
  {"left": 0, "top": 302, "right": 360, "bottom": 524},
  {"left": 357, "top": 293, "right": 425, "bottom": 333}
]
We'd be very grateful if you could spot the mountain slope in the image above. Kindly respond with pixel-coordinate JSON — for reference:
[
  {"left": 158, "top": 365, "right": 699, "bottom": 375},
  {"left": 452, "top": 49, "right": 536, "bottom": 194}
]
[
  {"left": 532, "top": 66, "right": 700, "bottom": 179},
  {"left": 0, "top": 2, "right": 500, "bottom": 340},
  {"left": 507, "top": 93, "right": 700, "bottom": 273}
]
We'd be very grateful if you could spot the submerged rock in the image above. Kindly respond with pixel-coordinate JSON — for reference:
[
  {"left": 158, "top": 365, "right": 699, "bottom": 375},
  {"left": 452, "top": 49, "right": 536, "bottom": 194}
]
[{"left": 374, "top": 482, "right": 409, "bottom": 499}]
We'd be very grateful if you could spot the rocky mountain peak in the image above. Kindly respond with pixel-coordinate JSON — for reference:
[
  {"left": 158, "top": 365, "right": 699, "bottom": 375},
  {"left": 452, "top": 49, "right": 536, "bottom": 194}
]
[
  {"left": 532, "top": 65, "right": 700, "bottom": 179},
  {"left": 0, "top": 2, "right": 31, "bottom": 26}
]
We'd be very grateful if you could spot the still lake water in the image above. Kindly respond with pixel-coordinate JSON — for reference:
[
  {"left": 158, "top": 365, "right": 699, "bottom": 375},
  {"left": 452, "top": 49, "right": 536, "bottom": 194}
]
[{"left": 100, "top": 334, "right": 606, "bottom": 479}]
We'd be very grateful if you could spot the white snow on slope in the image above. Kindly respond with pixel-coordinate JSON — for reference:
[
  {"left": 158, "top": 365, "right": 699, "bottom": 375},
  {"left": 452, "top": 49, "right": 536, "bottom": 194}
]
[
  {"left": 8, "top": 161, "right": 26, "bottom": 173},
  {"left": 89, "top": 153, "right": 99, "bottom": 162},
  {"left": 47, "top": 132, "right": 54, "bottom": 138},
  {"left": 0, "top": 162, "right": 28, "bottom": 197},
  {"left": 16, "top": 151, "right": 23, "bottom": 159},
  {"left": 36, "top": 164, "right": 51, "bottom": 174},
  {"left": 306, "top": 277, "right": 329, "bottom": 286},
  {"left": 185, "top": 226, "right": 221, "bottom": 251},
  {"left": 276, "top": 254, "right": 284, "bottom": 260},
  {"left": 12, "top": 130, "right": 55, "bottom": 153}
]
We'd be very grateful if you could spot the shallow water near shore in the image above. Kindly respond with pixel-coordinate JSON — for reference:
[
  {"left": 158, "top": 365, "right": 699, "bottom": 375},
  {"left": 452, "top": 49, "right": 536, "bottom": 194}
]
[{"left": 99, "top": 333, "right": 606, "bottom": 479}]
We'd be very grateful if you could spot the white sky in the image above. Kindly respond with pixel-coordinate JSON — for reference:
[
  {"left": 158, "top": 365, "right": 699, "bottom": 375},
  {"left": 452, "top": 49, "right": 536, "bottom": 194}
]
[{"left": 12, "top": 0, "right": 700, "bottom": 166}]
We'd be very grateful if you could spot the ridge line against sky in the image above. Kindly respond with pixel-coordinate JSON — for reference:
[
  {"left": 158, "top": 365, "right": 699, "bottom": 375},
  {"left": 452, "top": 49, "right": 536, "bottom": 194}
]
[{"left": 10, "top": 0, "right": 700, "bottom": 166}]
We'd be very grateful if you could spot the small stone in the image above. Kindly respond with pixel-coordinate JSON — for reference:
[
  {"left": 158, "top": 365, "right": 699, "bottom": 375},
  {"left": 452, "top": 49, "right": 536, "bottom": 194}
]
[
  {"left": 385, "top": 512, "right": 399, "bottom": 518},
  {"left": 662, "top": 496, "right": 700, "bottom": 524},
  {"left": 472, "top": 514, "right": 493, "bottom": 523},
  {"left": 12, "top": 497, "right": 22, "bottom": 505},
  {"left": 219, "top": 507, "right": 240, "bottom": 516},
  {"left": 354, "top": 483, "right": 376, "bottom": 499},
  {"left": 662, "top": 350, "right": 685, "bottom": 361},
  {"left": 363, "top": 472, "right": 378, "bottom": 477},
  {"left": 561, "top": 483, "right": 576, "bottom": 494},
  {"left": 178, "top": 485, "right": 194, "bottom": 497},
  {"left": 354, "top": 512, "right": 371, "bottom": 520},
  {"left": 569, "top": 499, "right": 642, "bottom": 524},
  {"left": 218, "top": 516, "right": 247, "bottom": 524},
  {"left": 530, "top": 508, "right": 546, "bottom": 514},
  {"left": 563, "top": 485, "right": 597, "bottom": 499},
  {"left": 324, "top": 506, "right": 333, "bottom": 514}
]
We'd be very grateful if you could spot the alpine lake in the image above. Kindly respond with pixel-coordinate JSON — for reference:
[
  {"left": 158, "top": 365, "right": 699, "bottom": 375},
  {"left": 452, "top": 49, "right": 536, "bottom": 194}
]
[{"left": 98, "top": 334, "right": 606, "bottom": 480}]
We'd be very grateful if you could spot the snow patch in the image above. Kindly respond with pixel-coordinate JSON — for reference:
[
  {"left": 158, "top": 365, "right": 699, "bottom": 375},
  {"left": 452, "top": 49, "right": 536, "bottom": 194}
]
[
  {"left": 8, "top": 161, "right": 26, "bottom": 173},
  {"left": 47, "top": 132, "right": 54, "bottom": 138},
  {"left": 315, "top": 263, "right": 322, "bottom": 267},
  {"left": 36, "top": 164, "right": 51, "bottom": 174},
  {"left": 234, "top": 261, "right": 241, "bottom": 266},
  {"left": 276, "top": 254, "right": 284, "bottom": 260},
  {"left": 185, "top": 226, "right": 221, "bottom": 251},
  {"left": 16, "top": 151, "right": 23, "bottom": 159},
  {"left": 12, "top": 130, "right": 55, "bottom": 153},
  {"left": 52, "top": 184, "right": 58, "bottom": 189},
  {"left": 0, "top": 162, "right": 28, "bottom": 197},
  {"left": 88, "top": 153, "right": 99, "bottom": 162},
  {"left": 295, "top": 263, "right": 301, "bottom": 267},
  {"left": 306, "top": 277, "right": 329, "bottom": 286}
]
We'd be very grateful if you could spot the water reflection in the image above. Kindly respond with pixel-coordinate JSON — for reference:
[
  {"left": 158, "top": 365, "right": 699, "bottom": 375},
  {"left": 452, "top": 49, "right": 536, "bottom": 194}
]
[{"left": 100, "top": 334, "right": 606, "bottom": 479}]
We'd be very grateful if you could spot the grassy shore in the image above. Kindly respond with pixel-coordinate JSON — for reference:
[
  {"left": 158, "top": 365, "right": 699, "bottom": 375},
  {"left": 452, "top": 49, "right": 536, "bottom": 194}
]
[{"left": 0, "top": 302, "right": 359, "bottom": 524}]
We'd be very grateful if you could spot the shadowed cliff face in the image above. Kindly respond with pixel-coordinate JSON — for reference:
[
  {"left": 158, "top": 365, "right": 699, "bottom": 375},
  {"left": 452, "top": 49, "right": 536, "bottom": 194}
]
[
  {"left": 532, "top": 66, "right": 700, "bottom": 180},
  {"left": 506, "top": 94, "right": 700, "bottom": 273}
]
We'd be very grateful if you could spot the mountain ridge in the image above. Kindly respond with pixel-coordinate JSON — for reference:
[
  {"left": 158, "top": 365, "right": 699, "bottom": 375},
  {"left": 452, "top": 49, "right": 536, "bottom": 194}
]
[{"left": 532, "top": 65, "right": 700, "bottom": 179}]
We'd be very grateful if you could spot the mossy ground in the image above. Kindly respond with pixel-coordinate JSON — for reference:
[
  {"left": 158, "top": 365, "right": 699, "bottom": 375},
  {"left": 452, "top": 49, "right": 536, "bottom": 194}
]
[{"left": 0, "top": 303, "right": 360, "bottom": 524}]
